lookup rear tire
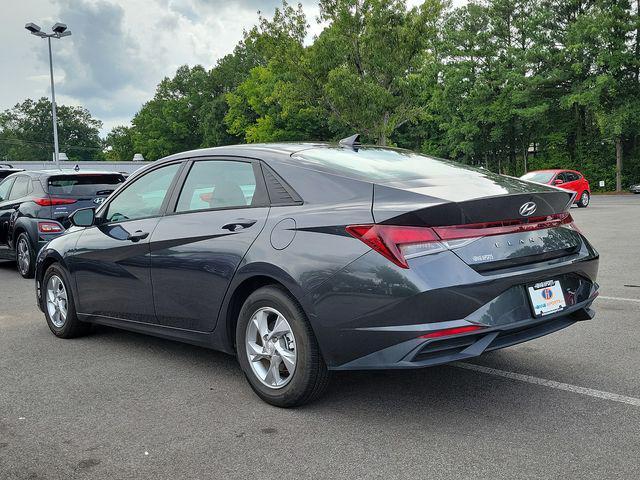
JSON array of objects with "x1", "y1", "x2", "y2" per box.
[
  {"x1": 43, "y1": 264, "x2": 91, "y2": 338},
  {"x1": 16, "y1": 233, "x2": 35, "y2": 279},
  {"x1": 236, "y1": 285, "x2": 330, "y2": 407},
  {"x1": 577, "y1": 191, "x2": 590, "y2": 208}
]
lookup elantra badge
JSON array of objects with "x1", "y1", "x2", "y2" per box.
[
  {"x1": 519, "y1": 201, "x2": 537, "y2": 217},
  {"x1": 93, "y1": 197, "x2": 105, "y2": 205}
]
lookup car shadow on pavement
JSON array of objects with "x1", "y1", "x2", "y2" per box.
[{"x1": 84, "y1": 323, "x2": 564, "y2": 421}]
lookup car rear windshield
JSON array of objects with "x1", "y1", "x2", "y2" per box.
[
  {"x1": 521, "y1": 172, "x2": 555, "y2": 184},
  {"x1": 47, "y1": 174, "x2": 125, "y2": 196},
  {"x1": 292, "y1": 147, "x2": 481, "y2": 182}
]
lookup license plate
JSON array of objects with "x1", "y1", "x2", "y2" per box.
[{"x1": 527, "y1": 280, "x2": 566, "y2": 317}]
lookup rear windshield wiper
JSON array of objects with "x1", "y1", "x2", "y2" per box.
[{"x1": 96, "y1": 190, "x2": 115, "y2": 195}]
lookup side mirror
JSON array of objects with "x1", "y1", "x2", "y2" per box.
[
  {"x1": 553, "y1": 179, "x2": 564, "y2": 185},
  {"x1": 70, "y1": 207, "x2": 96, "y2": 227}
]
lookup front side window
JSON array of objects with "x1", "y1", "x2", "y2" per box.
[
  {"x1": 9, "y1": 176, "x2": 30, "y2": 200},
  {"x1": 105, "y1": 163, "x2": 180, "y2": 223},
  {"x1": 0, "y1": 178, "x2": 15, "y2": 202},
  {"x1": 176, "y1": 160, "x2": 257, "y2": 213}
]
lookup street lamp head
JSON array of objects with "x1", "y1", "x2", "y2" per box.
[
  {"x1": 25, "y1": 22, "x2": 42, "y2": 33},
  {"x1": 58, "y1": 30, "x2": 72, "y2": 37},
  {"x1": 52, "y1": 22, "x2": 67, "y2": 34}
]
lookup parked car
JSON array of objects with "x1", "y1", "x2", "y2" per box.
[
  {"x1": 0, "y1": 164, "x2": 24, "y2": 181},
  {"x1": 35, "y1": 141, "x2": 599, "y2": 407},
  {"x1": 520, "y1": 169, "x2": 591, "y2": 207},
  {"x1": 630, "y1": 184, "x2": 640, "y2": 194},
  {"x1": 0, "y1": 170, "x2": 125, "y2": 278}
]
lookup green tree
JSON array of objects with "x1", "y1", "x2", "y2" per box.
[
  {"x1": 105, "y1": 125, "x2": 136, "y2": 161},
  {"x1": 0, "y1": 97, "x2": 103, "y2": 162}
]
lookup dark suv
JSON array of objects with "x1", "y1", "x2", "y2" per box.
[
  {"x1": 0, "y1": 164, "x2": 24, "y2": 181},
  {"x1": 0, "y1": 170, "x2": 125, "y2": 277}
]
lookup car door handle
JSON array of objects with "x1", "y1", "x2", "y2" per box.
[
  {"x1": 221, "y1": 219, "x2": 257, "y2": 232},
  {"x1": 127, "y1": 230, "x2": 149, "y2": 242}
]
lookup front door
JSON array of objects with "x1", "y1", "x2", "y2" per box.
[
  {"x1": 150, "y1": 159, "x2": 270, "y2": 332},
  {"x1": 72, "y1": 163, "x2": 183, "y2": 323}
]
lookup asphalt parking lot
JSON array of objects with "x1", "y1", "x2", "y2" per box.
[{"x1": 1, "y1": 195, "x2": 639, "y2": 479}]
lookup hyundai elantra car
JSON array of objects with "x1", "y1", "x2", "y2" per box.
[{"x1": 35, "y1": 139, "x2": 599, "y2": 407}]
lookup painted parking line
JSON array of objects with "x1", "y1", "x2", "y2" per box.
[
  {"x1": 598, "y1": 295, "x2": 640, "y2": 304},
  {"x1": 453, "y1": 362, "x2": 640, "y2": 407}
]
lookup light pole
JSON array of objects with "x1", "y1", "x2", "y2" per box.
[{"x1": 25, "y1": 22, "x2": 71, "y2": 170}]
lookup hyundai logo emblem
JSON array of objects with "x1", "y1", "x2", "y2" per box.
[
  {"x1": 519, "y1": 201, "x2": 537, "y2": 217},
  {"x1": 93, "y1": 197, "x2": 105, "y2": 205}
]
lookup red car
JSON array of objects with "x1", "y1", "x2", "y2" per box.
[{"x1": 520, "y1": 169, "x2": 591, "y2": 207}]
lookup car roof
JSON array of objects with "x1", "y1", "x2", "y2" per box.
[
  {"x1": 527, "y1": 169, "x2": 580, "y2": 174},
  {"x1": 21, "y1": 169, "x2": 127, "y2": 177}
]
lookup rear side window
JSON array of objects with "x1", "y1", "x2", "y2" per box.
[
  {"x1": 47, "y1": 174, "x2": 125, "y2": 196},
  {"x1": 9, "y1": 176, "x2": 30, "y2": 200},
  {"x1": 0, "y1": 178, "x2": 15, "y2": 202},
  {"x1": 176, "y1": 161, "x2": 258, "y2": 212}
]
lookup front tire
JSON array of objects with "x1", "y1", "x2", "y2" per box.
[
  {"x1": 43, "y1": 264, "x2": 90, "y2": 338},
  {"x1": 16, "y1": 233, "x2": 35, "y2": 278},
  {"x1": 577, "y1": 191, "x2": 590, "y2": 208},
  {"x1": 236, "y1": 286, "x2": 330, "y2": 407}
]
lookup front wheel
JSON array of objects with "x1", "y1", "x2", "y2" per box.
[
  {"x1": 236, "y1": 286, "x2": 330, "y2": 407},
  {"x1": 16, "y1": 233, "x2": 35, "y2": 278},
  {"x1": 43, "y1": 264, "x2": 91, "y2": 338},
  {"x1": 577, "y1": 191, "x2": 590, "y2": 208}
]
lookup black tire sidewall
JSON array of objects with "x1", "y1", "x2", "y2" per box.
[
  {"x1": 16, "y1": 233, "x2": 35, "y2": 278},
  {"x1": 236, "y1": 286, "x2": 320, "y2": 407},
  {"x1": 42, "y1": 264, "x2": 82, "y2": 338}
]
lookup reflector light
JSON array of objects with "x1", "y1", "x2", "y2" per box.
[
  {"x1": 419, "y1": 325, "x2": 485, "y2": 339},
  {"x1": 38, "y1": 222, "x2": 64, "y2": 233},
  {"x1": 346, "y1": 213, "x2": 575, "y2": 269},
  {"x1": 34, "y1": 198, "x2": 77, "y2": 206}
]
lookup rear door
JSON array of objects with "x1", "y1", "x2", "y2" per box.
[
  {"x1": 150, "y1": 158, "x2": 270, "y2": 332},
  {"x1": 72, "y1": 163, "x2": 183, "y2": 323}
]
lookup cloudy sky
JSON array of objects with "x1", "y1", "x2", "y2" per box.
[{"x1": 1, "y1": 0, "x2": 438, "y2": 135}]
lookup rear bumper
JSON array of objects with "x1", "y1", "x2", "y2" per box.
[
  {"x1": 309, "y1": 231, "x2": 599, "y2": 369},
  {"x1": 331, "y1": 290, "x2": 597, "y2": 370}
]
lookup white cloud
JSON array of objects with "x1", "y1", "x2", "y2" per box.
[{"x1": 0, "y1": 0, "x2": 464, "y2": 135}]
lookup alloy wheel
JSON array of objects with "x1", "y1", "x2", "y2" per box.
[
  {"x1": 46, "y1": 275, "x2": 68, "y2": 328},
  {"x1": 17, "y1": 238, "x2": 30, "y2": 275},
  {"x1": 245, "y1": 307, "x2": 297, "y2": 389},
  {"x1": 581, "y1": 192, "x2": 589, "y2": 206}
]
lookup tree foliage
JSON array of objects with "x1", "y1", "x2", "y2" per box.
[
  {"x1": 101, "y1": 0, "x2": 640, "y2": 190},
  {"x1": 0, "y1": 98, "x2": 103, "y2": 162}
]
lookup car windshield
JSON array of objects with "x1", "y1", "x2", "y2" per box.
[
  {"x1": 47, "y1": 174, "x2": 125, "y2": 196},
  {"x1": 521, "y1": 172, "x2": 555, "y2": 184}
]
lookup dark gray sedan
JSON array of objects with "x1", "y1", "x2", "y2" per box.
[{"x1": 34, "y1": 140, "x2": 599, "y2": 406}]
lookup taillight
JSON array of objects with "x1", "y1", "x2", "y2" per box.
[
  {"x1": 345, "y1": 224, "x2": 444, "y2": 269},
  {"x1": 34, "y1": 198, "x2": 77, "y2": 206},
  {"x1": 38, "y1": 221, "x2": 64, "y2": 233},
  {"x1": 433, "y1": 213, "x2": 573, "y2": 240},
  {"x1": 419, "y1": 325, "x2": 485, "y2": 339},
  {"x1": 346, "y1": 212, "x2": 575, "y2": 269}
]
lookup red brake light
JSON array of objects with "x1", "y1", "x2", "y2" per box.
[
  {"x1": 34, "y1": 198, "x2": 77, "y2": 206},
  {"x1": 346, "y1": 213, "x2": 575, "y2": 269},
  {"x1": 433, "y1": 213, "x2": 573, "y2": 241},
  {"x1": 420, "y1": 325, "x2": 485, "y2": 339},
  {"x1": 38, "y1": 221, "x2": 64, "y2": 233},
  {"x1": 345, "y1": 224, "x2": 441, "y2": 269}
]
